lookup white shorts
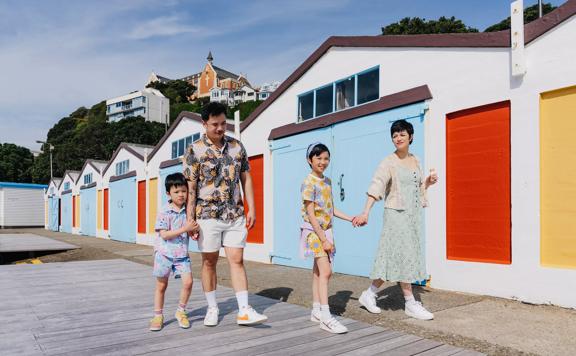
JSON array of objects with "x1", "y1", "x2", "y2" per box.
[{"x1": 197, "y1": 217, "x2": 247, "y2": 253}]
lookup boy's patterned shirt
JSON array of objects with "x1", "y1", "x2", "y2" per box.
[
  {"x1": 154, "y1": 203, "x2": 189, "y2": 258},
  {"x1": 182, "y1": 134, "x2": 250, "y2": 222}
]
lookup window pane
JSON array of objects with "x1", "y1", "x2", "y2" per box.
[
  {"x1": 115, "y1": 163, "x2": 120, "y2": 176},
  {"x1": 357, "y1": 68, "x2": 379, "y2": 105},
  {"x1": 193, "y1": 133, "x2": 200, "y2": 142},
  {"x1": 315, "y1": 85, "x2": 333, "y2": 117},
  {"x1": 298, "y1": 92, "x2": 314, "y2": 121},
  {"x1": 185, "y1": 136, "x2": 193, "y2": 150},
  {"x1": 172, "y1": 142, "x2": 177, "y2": 159},
  {"x1": 124, "y1": 160, "x2": 129, "y2": 173},
  {"x1": 336, "y1": 77, "x2": 355, "y2": 110},
  {"x1": 178, "y1": 139, "x2": 185, "y2": 157}
]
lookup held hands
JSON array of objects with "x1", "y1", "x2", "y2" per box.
[
  {"x1": 186, "y1": 217, "x2": 200, "y2": 240},
  {"x1": 352, "y1": 213, "x2": 369, "y2": 227}
]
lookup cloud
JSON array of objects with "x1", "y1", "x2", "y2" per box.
[{"x1": 127, "y1": 15, "x2": 203, "y2": 39}]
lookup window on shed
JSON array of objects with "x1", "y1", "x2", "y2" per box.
[
  {"x1": 357, "y1": 68, "x2": 379, "y2": 105},
  {"x1": 298, "y1": 92, "x2": 314, "y2": 121}
]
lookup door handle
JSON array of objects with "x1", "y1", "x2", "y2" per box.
[{"x1": 338, "y1": 174, "x2": 345, "y2": 201}]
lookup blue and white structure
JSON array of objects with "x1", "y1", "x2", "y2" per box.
[
  {"x1": 76, "y1": 160, "x2": 107, "y2": 238},
  {"x1": 106, "y1": 88, "x2": 169, "y2": 124},
  {"x1": 101, "y1": 142, "x2": 153, "y2": 244},
  {"x1": 45, "y1": 178, "x2": 62, "y2": 231}
]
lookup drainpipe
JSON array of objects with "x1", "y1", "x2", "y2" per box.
[
  {"x1": 234, "y1": 110, "x2": 241, "y2": 140},
  {"x1": 511, "y1": 0, "x2": 527, "y2": 77},
  {"x1": 539, "y1": 0, "x2": 543, "y2": 18}
]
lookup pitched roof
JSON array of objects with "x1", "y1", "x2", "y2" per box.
[
  {"x1": 212, "y1": 65, "x2": 241, "y2": 80},
  {"x1": 101, "y1": 143, "x2": 154, "y2": 177},
  {"x1": 240, "y1": 0, "x2": 576, "y2": 133},
  {"x1": 63, "y1": 170, "x2": 80, "y2": 184},
  {"x1": 74, "y1": 159, "x2": 109, "y2": 184},
  {"x1": 50, "y1": 178, "x2": 63, "y2": 189},
  {"x1": 147, "y1": 111, "x2": 235, "y2": 161}
]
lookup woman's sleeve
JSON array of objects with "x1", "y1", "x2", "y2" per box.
[
  {"x1": 301, "y1": 179, "x2": 316, "y2": 202},
  {"x1": 367, "y1": 159, "x2": 391, "y2": 201}
]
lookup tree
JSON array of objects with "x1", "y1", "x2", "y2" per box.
[
  {"x1": 485, "y1": 2, "x2": 557, "y2": 32},
  {"x1": 0, "y1": 143, "x2": 34, "y2": 183},
  {"x1": 146, "y1": 80, "x2": 196, "y2": 104},
  {"x1": 227, "y1": 100, "x2": 264, "y2": 121},
  {"x1": 382, "y1": 16, "x2": 478, "y2": 35}
]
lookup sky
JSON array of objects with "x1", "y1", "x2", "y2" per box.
[{"x1": 0, "y1": 0, "x2": 566, "y2": 152}]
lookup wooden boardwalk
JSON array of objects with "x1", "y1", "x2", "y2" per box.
[
  {"x1": 0, "y1": 233, "x2": 78, "y2": 253},
  {"x1": 0, "y1": 259, "x2": 483, "y2": 355}
]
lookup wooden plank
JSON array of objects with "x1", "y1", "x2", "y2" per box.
[
  {"x1": 0, "y1": 233, "x2": 78, "y2": 252},
  {"x1": 0, "y1": 260, "x2": 481, "y2": 356}
]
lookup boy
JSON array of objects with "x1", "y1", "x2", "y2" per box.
[{"x1": 150, "y1": 172, "x2": 199, "y2": 331}]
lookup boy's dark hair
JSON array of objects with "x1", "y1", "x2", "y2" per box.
[
  {"x1": 307, "y1": 143, "x2": 330, "y2": 167},
  {"x1": 390, "y1": 119, "x2": 414, "y2": 144},
  {"x1": 201, "y1": 102, "x2": 227, "y2": 121},
  {"x1": 165, "y1": 172, "x2": 187, "y2": 192}
]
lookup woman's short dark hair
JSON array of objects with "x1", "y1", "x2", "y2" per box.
[
  {"x1": 307, "y1": 143, "x2": 330, "y2": 166},
  {"x1": 201, "y1": 102, "x2": 227, "y2": 121},
  {"x1": 390, "y1": 119, "x2": 414, "y2": 144},
  {"x1": 165, "y1": 172, "x2": 187, "y2": 192}
]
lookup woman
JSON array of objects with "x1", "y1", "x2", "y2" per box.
[{"x1": 353, "y1": 119, "x2": 438, "y2": 320}]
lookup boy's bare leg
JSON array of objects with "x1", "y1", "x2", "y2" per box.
[
  {"x1": 179, "y1": 273, "x2": 193, "y2": 306},
  {"x1": 154, "y1": 277, "x2": 169, "y2": 312}
]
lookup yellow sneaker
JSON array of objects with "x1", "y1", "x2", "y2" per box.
[
  {"x1": 175, "y1": 310, "x2": 190, "y2": 329},
  {"x1": 149, "y1": 315, "x2": 164, "y2": 331}
]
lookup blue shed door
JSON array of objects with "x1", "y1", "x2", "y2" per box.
[
  {"x1": 271, "y1": 127, "x2": 333, "y2": 269},
  {"x1": 330, "y1": 104, "x2": 426, "y2": 277},
  {"x1": 159, "y1": 164, "x2": 200, "y2": 253},
  {"x1": 109, "y1": 177, "x2": 136, "y2": 243},
  {"x1": 80, "y1": 187, "x2": 97, "y2": 237},
  {"x1": 49, "y1": 196, "x2": 59, "y2": 231},
  {"x1": 61, "y1": 193, "x2": 72, "y2": 233}
]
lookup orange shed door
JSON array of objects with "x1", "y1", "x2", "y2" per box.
[
  {"x1": 246, "y1": 155, "x2": 264, "y2": 244},
  {"x1": 138, "y1": 180, "x2": 146, "y2": 234},
  {"x1": 103, "y1": 188, "x2": 109, "y2": 230},
  {"x1": 446, "y1": 101, "x2": 511, "y2": 264}
]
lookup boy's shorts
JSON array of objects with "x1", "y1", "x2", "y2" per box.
[
  {"x1": 197, "y1": 217, "x2": 247, "y2": 253},
  {"x1": 152, "y1": 252, "x2": 191, "y2": 278}
]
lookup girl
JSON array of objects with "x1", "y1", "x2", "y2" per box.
[
  {"x1": 353, "y1": 119, "x2": 438, "y2": 320},
  {"x1": 300, "y1": 142, "x2": 354, "y2": 334}
]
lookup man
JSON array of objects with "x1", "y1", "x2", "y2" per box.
[{"x1": 182, "y1": 102, "x2": 267, "y2": 326}]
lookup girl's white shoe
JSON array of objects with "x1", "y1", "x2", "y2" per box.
[{"x1": 320, "y1": 316, "x2": 348, "y2": 334}]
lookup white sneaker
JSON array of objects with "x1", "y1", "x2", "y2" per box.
[
  {"x1": 237, "y1": 306, "x2": 268, "y2": 325},
  {"x1": 310, "y1": 309, "x2": 321, "y2": 323},
  {"x1": 204, "y1": 306, "x2": 219, "y2": 326},
  {"x1": 405, "y1": 301, "x2": 434, "y2": 320},
  {"x1": 359, "y1": 290, "x2": 382, "y2": 314},
  {"x1": 320, "y1": 316, "x2": 348, "y2": 334}
]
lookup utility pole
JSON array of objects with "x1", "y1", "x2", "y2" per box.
[{"x1": 539, "y1": 0, "x2": 543, "y2": 18}]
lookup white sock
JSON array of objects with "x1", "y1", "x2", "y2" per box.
[
  {"x1": 236, "y1": 290, "x2": 249, "y2": 310},
  {"x1": 404, "y1": 295, "x2": 415, "y2": 304},
  {"x1": 205, "y1": 290, "x2": 217, "y2": 308},
  {"x1": 312, "y1": 302, "x2": 321, "y2": 313},
  {"x1": 320, "y1": 304, "x2": 331, "y2": 321},
  {"x1": 369, "y1": 284, "x2": 379, "y2": 295}
]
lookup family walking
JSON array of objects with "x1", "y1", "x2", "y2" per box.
[{"x1": 149, "y1": 102, "x2": 438, "y2": 335}]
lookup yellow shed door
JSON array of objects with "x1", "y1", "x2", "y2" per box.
[{"x1": 541, "y1": 85, "x2": 576, "y2": 268}]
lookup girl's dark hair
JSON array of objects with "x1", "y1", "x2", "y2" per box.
[
  {"x1": 307, "y1": 143, "x2": 330, "y2": 166},
  {"x1": 165, "y1": 172, "x2": 187, "y2": 192},
  {"x1": 201, "y1": 102, "x2": 227, "y2": 121},
  {"x1": 390, "y1": 119, "x2": 414, "y2": 144}
]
